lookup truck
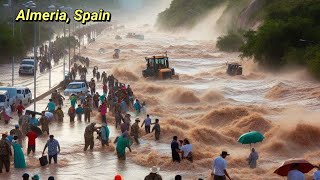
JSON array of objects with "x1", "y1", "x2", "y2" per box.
[
  {"x1": 0, "y1": 87, "x2": 17, "y2": 106},
  {"x1": 226, "y1": 63, "x2": 243, "y2": 76},
  {"x1": 0, "y1": 90, "x2": 10, "y2": 109},
  {"x1": 19, "y1": 57, "x2": 37, "y2": 75}
]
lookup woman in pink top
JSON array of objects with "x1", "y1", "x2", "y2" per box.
[{"x1": 100, "y1": 102, "x2": 107, "y2": 123}]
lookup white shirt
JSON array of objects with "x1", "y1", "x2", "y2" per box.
[
  {"x1": 287, "y1": 170, "x2": 305, "y2": 180},
  {"x1": 212, "y1": 156, "x2": 227, "y2": 176},
  {"x1": 314, "y1": 170, "x2": 320, "y2": 180},
  {"x1": 180, "y1": 144, "x2": 192, "y2": 157}
]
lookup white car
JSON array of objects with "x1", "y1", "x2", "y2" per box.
[
  {"x1": 64, "y1": 81, "x2": 89, "y2": 96},
  {"x1": 19, "y1": 58, "x2": 36, "y2": 75},
  {"x1": 16, "y1": 87, "x2": 32, "y2": 105}
]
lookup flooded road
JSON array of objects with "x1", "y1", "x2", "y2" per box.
[{"x1": 1, "y1": 13, "x2": 320, "y2": 180}]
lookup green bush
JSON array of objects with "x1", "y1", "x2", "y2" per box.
[
  {"x1": 240, "y1": 0, "x2": 320, "y2": 74},
  {"x1": 216, "y1": 32, "x2": 244, "y2": 52}
]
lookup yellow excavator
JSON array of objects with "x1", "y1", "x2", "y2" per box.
[{"x1": 142, "y1": 55, "x2": 179, "y2": 80}]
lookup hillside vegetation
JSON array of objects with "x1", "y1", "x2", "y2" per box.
[
  {"x1": 157, "y1": 0, "x2": 226, "y2": 30},
  {"x1": 240, "y1": 0, "x2": 320, "y2": 78}
]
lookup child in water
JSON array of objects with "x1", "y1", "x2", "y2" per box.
[
  {"x1": 55, "y1": 107, "x2": 64, "y2": 121},
  {"x1": 76, "y1": 104, "x2": 83, "y2": 121}
]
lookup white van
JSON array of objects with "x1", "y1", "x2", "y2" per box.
[
  {"x1": 0, "y1": 90, "x2": 9, "y2": 109},
  {"x1": 0, "y1": 87, "x2": 17, "y2": 106},
  {"x1": 16, "y1": 87, "x2": 32, "y2": 104}
]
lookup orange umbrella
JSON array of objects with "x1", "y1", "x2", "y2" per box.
[{"x1": 274, "y1": 159, "x2": 315, "y2": 176}]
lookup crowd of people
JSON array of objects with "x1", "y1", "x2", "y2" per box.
[{"x1": 2, "y1": 62, "x2": 320, "y2": 179}]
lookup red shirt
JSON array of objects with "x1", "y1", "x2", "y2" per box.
[
  {"x1": 17, "y1": 105, "x2": 25, "y2": 113},
  {"x1": 26, "y1": 131, "x2": 37, "y2": 145}
]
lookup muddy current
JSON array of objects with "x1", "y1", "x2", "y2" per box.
[{"x1": 1, "y1": 17, "x2": 320, "y2": 180}]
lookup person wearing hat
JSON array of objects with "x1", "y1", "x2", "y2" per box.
[
  {"x1": 211, "y1": 151, "x2": 232, "y2": 180},
  {"x1": 130, "y1": 118, "x2": 141, "y2": 144},
  {"x1": 100, "y1": 123, "x2": 110, "y2": 146},
  {"x1": 0, "y1": 133, "x2": 12, "y2": 173},
  {"x1": 84, "y1": 123, "x2": 98, "y2": 151},
  {"x1": 42, "y1": 135, "x2": 60, "y2": 164},
  {"x1": 10, "y1": 124, "x2": 23, "y2": 146},
  {"x1": 144, "y1": 166, "x2": 163, "y2": 180},
  {"x1": 22, "y1": 173, "x2": 30, "y2": 180}
]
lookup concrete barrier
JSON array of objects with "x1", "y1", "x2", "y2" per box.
[{"x1": 31, "y1": 81, "x2": 63, "y2": 103}]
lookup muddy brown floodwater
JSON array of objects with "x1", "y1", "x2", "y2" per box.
[{"x1": 1, "y1": 17, "x2": 320, "y2": 180}]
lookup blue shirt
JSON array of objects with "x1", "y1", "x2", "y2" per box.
[
  {"x1": 76, "y1": 107, "x2": 83, "y2": 114},
  {"x1": 144, "y1": 117, "x2": 152, "y2": 126},
  {"x1": 48, "y1": 102, "x2": 56, "y2": 111},
  {"x1": 47, "y1": 139, "x2": 60, "y2": 156},
  {"x1": 29, "y1": 118, "x2": 39, "y2": 126}
]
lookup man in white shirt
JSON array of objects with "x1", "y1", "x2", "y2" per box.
[
  {"x1": 212, "y1": 151, "x2": 232, "y2": 180},
  {"x1": 313, "y1": 165, "x2": 320, "y2": 180},
  {"x1": 287, "y1": 163, "x2": 305, "y2": 180}
]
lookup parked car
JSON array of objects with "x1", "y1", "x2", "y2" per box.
[
  {"x1": 0, "y1": 87, "x2": 17, "y2": 106},
  {"x1": 16, "y1": 87, "x2": 32, "y2": 105},
  {"x1": 0, "y1": 90, "x2": 10, "y2": 109},
  {"x1": 64, "y1": 81, "x2": 89, "y2": 96},
  {"x1": 19, "y1": 57, "x2": 36, "y2": 75}
]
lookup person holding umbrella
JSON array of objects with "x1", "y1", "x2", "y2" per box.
[
  {"x1": 274, "y1": 159, "x2": 314, "y2": 179},
  {"x1": 288, "y1": 163, "x2": 305, "y2": 180},
  {"x1": 247, "y1": 148, "x2": 259, "y2": 169}
]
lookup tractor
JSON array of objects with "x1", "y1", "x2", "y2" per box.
[
  {"x1": 226, "y1": 63, "x2": 243, "y2": 76},
  {"x1": 142, "y1": 55, "x2": 179, "y2": 80}
]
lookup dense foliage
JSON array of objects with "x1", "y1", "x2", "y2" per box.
[
  {"x1": 216, "y1": 32, "x2": 244, "y2": 52},
  {"x1": 0, "y1": 21, "x2": 53, "y2": 63},
  {"x1": 240, "y1": 0, "x2": 320, "y2": 77},
  {"x1": 157, "y1": 0, "x2": 225, "y2": 30}
]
